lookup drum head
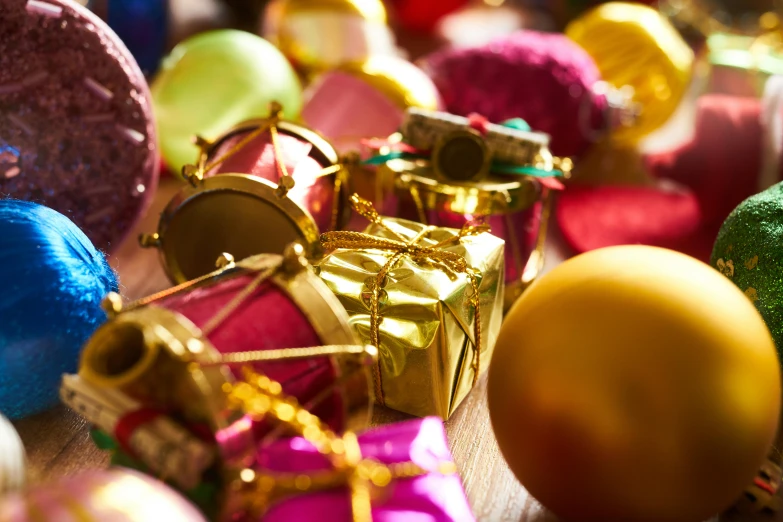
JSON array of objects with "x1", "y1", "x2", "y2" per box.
[{"x1": 159, "y1": 175, "x2": 320, "y2": 283}]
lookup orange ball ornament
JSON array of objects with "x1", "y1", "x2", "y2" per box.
[{"x1": 488, "y1": 245, "x2": 781, "y2": 522}]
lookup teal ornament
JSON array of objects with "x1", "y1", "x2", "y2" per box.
[
  {"x1": 0, "y1": 200, "x2": 118, "y2": 419},
  {"x1": 712, "y1": 181, "x2": 783, "y2": 356},
  {"x1": 501, "y1": 118, "x2": 532, "y2": 132}
]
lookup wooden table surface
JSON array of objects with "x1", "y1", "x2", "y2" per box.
[{"x1": 10, "y1": 177, "x2": 782, "y2": 522}]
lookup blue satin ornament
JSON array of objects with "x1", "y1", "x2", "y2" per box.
[
  {"x1": 0, "y1": 200, "x2": 118, "y2": 419},
  {"x1": 107, "y1": 0, "x2": 169, "y2": 76}
]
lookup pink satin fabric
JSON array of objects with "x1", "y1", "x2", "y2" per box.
[
  {"x1": 159, "y1": 273, "x2": 343, "y2": 462},
  {"x1": 207, "y1": 129, "x2": 337, "y2": 232},
  {"x1": 254, "y1": 417, "x2": 475, "y2": 522},
  {"x1": 302, "y1": 72, "x2": 406, "y2": 153}
]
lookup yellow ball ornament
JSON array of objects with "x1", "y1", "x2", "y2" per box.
[
  {"x1": 488, "y1": 245, "x2": 781, "y2": 522},
  {"x1": 566, "y1": 3, "x2": 694, "y2": 144}
]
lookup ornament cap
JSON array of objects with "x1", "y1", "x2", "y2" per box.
[
  {"x1": 101, "y1": 292, "x2": 123, "y2": 318},
  {"x1": 138, "y1": 232, "x2": 160, "y2": 248},
  {"x1": 215, "y1": 252, "x2": 236, "y2": 270},
  {"x1": 282, "y1": 242, "x2": 309, "y2": 274}
]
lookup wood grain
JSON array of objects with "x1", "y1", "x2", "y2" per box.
[{"x1": 11, "y1": 178, "x2": 782, "y2": 521}]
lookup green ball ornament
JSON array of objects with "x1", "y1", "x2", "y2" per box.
[
  {"x1": 712, "y1": 181, "x2": 783, "y2": 357},
  {"x1": 152, "y1": 30, "x2": 303, "y2": 175}
]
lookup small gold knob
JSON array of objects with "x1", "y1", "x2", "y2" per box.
[
  {"x1": 101, "y1": 292, "x2": 123, "y2": 318},
  {"x1": 138, "y1": 232, "x2": 160, "y2": 248},
  {"x1": 269, "y1": 100, "x2": 283, "y2": 118},
  {"x1": 181, "y1": 164, "x2": 204, "y2": 186},
  {"x1": 275, "y1": 175, "x2": 296, "y2": 198},
  {"x1": 191, "y1": 135, "x2": 211, "y2": 148},
  {"x1": 216, "y1": 252, "x2": 236, "y2": 269},
  {"x1": 282, "y1": 243, "x2": 309, "y2": 274}
]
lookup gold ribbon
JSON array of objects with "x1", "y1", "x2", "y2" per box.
[
  {"x1": 321, "y1": 195, "x2": 488, "y2": 405},
  {"x1": 227, "y1": 368, "x2": 456, "y2": 522}
]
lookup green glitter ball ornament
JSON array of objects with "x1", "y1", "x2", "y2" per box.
[{"x1": 712, "y1": 181, "x2": 783, "y2": 357}]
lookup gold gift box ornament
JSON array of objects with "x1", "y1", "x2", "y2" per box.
[{"x1": 317, "y1": 195, "x2": 505, "y2": 419}]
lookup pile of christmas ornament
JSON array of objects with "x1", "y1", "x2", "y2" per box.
[{"x1": 2, "y1": 0, "x2": 783, "y2": 521}]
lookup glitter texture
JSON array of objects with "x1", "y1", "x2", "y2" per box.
[
  {"x1": 420, "y1": 30, "x2": 607, "y2": 159},
  {"x1": 712, "y1": 181, "x2": 783, "y2": 356},
  {"x1": 0, "y1": 0, "x2": 159, "y2": 253}
]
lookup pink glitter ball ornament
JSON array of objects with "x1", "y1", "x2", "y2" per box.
[
  {"x1": 0, "y1": 468, "x2": 207, "y2": 521},
  {"x1": 421, "y1": 30, "x2": 607, "y2": 159},
  {"x1": 0, "y1": 0, "x2": 159, "y2": 253}
]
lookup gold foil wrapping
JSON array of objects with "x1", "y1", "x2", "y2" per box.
[{"x1": 317, "y1": 217, "x2": 505, "y2": 419}]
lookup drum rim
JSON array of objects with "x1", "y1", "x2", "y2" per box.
[
  {"x1": 156, "y1": 174, "x2": 322, "y2": 284},
  {"x1": 383, "y1": 159, "x2": 542, "y2": 215},
  {"x1": 204, "y1": 118, "x2": 340, "y2": 171},
  {"x1": 201, "y1": 118, "x2": 352, "y2": 232},
  {"x1": 78, "y1": 252, "x2": 373, "y2": 474}
]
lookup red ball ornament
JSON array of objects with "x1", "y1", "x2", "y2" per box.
[{"x1": 389, "y1": 0, "x2": 469, "y2": 33}]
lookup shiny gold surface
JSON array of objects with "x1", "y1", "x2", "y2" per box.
[
  {"x1": 382, "y1": 159, "x2": 541, "y2": 215},
  {"x1": 334, "y1": 56, "x2": 442, "y2": 111},
  {"x1": 274, "y1": 0, "x2": 387, "y2": 22},
  {"x1": 317, "y1": 215, "x2": 505, "y2": 419},
  {"x1": 266, "y1": 0, "x2": 393, "y2": 78},
  {"x1": 150, "y1": 174, "x2": 321, "y2": 284},
  {"x1": 78, "y1": 305, "x2": 233, "y2": 427}
]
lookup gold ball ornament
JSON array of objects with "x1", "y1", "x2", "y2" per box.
[
  {"x1": 566, "y1": 2, "x2": 694, "y2": 144},
  {"x1": 263, "y1": 0, "x2": 397, "y2": 77},
  {"x1": 301, "y1": 55, "x2": 441, "y2": 152},
  {"x1": 488, "y1": 245, "x2": 781, "y2": 522},
  {"x1": 329, "y1": 56, "x2": 441, "y2": 113}
]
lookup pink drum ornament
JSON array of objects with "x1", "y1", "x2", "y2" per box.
[
  {"x1": 201, "y1": 118, "x2": 348, "y2": 234},
  {"x1": 141, "y1": 108, "x2": 349, "y2": 284},
  {"x1": 0, "y1": 0, "x2": 159, "y2": 253},
  {"x1": 75, "y1": 249, "x2": 375, "y2": 485}
]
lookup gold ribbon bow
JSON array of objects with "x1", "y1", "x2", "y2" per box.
[
  {"x1": 227, "y1": 368, "x2": 456, "y2": 522},
  {"x1": 321, "y1": 195, "x2": 489, "y2": 405}
]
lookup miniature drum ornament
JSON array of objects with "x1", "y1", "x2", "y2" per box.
[
  {"x1": 77, "y1": 249, "x2": 375, "y2": 472},
  {"x1": 401, "y1": 108, "x2": 552, "y2": 183},
  {"x1": 141, "y1": 174, "x2": 321, "y2": 284},
  {"x1": 142, "y1": 110, "x2": 349, "y2": 284},
  {"x1": 199, "y1": 118, "x2": 350, "y2": 233},
  {"x1": 381, "y1": 159, "x2": 547, "y2": 309}
]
